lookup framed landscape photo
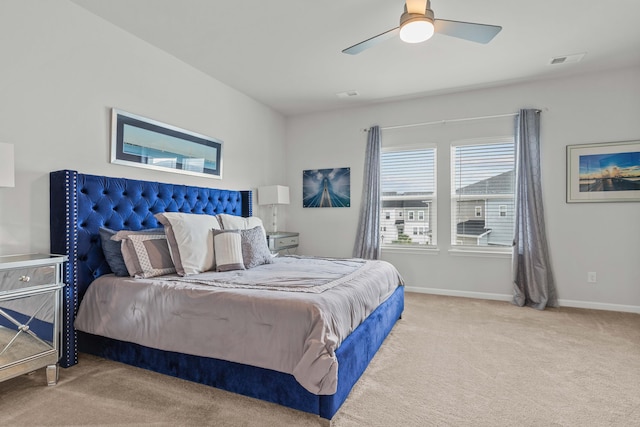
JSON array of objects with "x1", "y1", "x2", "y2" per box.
[
  {"x1": 111, "y1": 109, "x2": 223, "y2": 179},
  {"x1": 566, "y1": 140, "x2": 640, "y2": 203}
]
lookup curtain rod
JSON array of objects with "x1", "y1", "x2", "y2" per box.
[{"x1": 363, "y1": 111, "x2": 524, "y2": 132}]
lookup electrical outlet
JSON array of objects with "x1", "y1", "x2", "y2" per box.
[{"x1": 587, "y1": 272, "x2": 597, "y2": 283}]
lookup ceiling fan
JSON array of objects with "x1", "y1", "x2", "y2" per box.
[{"x1": 342, "y1": 0, "x2": 502, "y2": 55}]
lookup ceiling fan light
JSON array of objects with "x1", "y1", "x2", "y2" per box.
[{"x1": 399, "y1": 14, "x2": 435, "y2": 44}]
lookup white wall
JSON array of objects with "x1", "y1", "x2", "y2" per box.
[
  {"x1": 286, "y1": 65, "x2": 640, "y2": 312},
  {"x1": 1, "y1": 1, "x2": 637, "y2": 312},
  {"x1": 0, "y1": 1, "x2": 286, "y2": 255}
]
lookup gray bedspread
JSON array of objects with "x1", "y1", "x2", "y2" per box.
[{"x1": 74, "y1": 256, "x2": 403, "y2": 395}]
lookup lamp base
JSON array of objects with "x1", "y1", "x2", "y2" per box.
[{"x1": 271, "y1": 204, "x2": 278, "y2": 233}]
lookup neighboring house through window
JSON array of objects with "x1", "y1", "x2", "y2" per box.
[
  {"x1": 451, "y1": 139, "x2": 515, "y2": 247},
  {"x1": 379, "y1": 134, "x2": 514, "y2": 252},
  {"x1": 380, "y1": 148, "x2": 437, "y2": 247}
]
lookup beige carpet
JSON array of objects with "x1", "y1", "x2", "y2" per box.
[{"x1": 1, "y1": 293, "x2": 639, "y2": 426}]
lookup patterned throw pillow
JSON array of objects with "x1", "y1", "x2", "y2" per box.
[
  {"x1": 240, "y1": 226, "x2": 273, "y2": 269},
  {"x1": 99, "y1": 227, "x2": 163, "y2": 276},
  {"x1": 118, "y1": 233, "x2": 176, "y2": 278}
]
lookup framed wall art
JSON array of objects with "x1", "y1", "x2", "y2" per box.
[
  {"x1": 302, "y1": 167, "x2": 351, "y2": 208},
  {"x1": 566, "y1": 140, "x2": 640, "y2": 203},
  {"x1": 111, "y1": 109, "x2": 223, "y2": 179}
]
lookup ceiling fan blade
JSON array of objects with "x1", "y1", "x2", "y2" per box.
[
  {"x1": 434, "y1": 19, "x2": 502, "y2": 44},
  {"x1": 342, "y1": 27, "x2": 400, "y2": 55}
]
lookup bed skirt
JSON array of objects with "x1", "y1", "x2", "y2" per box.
[{"x1": 77, "y1": 285, "x2": 404, "y2": 419}]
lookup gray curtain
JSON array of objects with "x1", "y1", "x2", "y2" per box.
[
  {"x1": 512, "y1": 109, "x2": 557, "y2": 309},
  {"x1": 353, "y1": 125, "x2": 381, "y2": 259}
]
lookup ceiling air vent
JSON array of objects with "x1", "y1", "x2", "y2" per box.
[
  {"x1": 550, "y1": 52, "x2": 586, "y2": 65},
  {"x1": 337, "y1": 90, "x2": 360, "y2": 99}
]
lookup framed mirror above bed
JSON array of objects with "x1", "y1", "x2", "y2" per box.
[{"x1": 111, "y1": 108, "x2": 223, "y2": 179}]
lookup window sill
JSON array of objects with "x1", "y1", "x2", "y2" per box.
[
  {"x1": 448, "y1": 247, "x2": 512, "y2": 259},
  {"x1": 381, "y1": 246, "x2": 440, "y2": 255}
]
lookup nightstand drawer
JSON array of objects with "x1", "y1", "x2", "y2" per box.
[
  {"x1": 0, "y1": 266, "x2": 56, "y2": 293},
  {"x1": 267, "y1": 232, "x2": 299, "y2": 252},
  {"x1": 274, "y1": 236, "x2": 299, "y2": 249}
]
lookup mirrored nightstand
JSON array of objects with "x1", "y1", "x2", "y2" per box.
[
  {"x1": 266, "y1": 231, "x2": 299, "y2": 254},
  {"x1": 0, "y1": 254, "x2": 67, "y2": 386}
]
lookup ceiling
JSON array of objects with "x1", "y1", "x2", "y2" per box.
[{"x1": 71, "y1": 0, "x2": 640, "y2": 117}]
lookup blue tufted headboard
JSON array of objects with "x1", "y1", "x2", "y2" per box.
[{"x1": 49, "y1": 170, "x2": 252, "y2": 368}]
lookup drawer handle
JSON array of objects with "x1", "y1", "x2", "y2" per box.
[{"x1": 19, "y1": 276, "x2": 31, "y2": 282}]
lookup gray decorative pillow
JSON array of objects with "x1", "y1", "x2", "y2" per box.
[
  {"x1": 213, "y1": 229, "x2": 245, "y2": 272},
  {"x1": 118, "y1": 233, "x2": 176, "y2": 278},
  {"x1": 240, "y1": 226, "x2": 273, "y2": 269},
  {"x1": 99, "y1": 227, "x2": 163, "y2": 277}
]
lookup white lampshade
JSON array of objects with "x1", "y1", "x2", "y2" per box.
[
  {"x1": 0, "y1": 143, "x2": 15, "y2": 188},
  {"x1": 258, "y1": 185, "x2": 290, "y2": 205}
]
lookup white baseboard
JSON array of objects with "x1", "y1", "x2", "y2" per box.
[
  {"x1": 555, "y1": 299, "x2": 640, "y2": 314},
  {"x1": 405, "y1": 286, "x2": 512, "y2": 302},
  {"x1": 404, "y1": 286, "x2": 640, "y2": 314}
]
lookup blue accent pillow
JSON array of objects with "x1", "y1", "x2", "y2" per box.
[{"x1": 99, "y1": 227, "x2": 163, "y2": 276}]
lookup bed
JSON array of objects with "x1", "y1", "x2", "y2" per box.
[{"x1": 49, "y1": 169, "x2": 404, "y2": 421}]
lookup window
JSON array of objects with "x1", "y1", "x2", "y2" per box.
[
  {"x1": 381, "y1": 147, "x2": 437, "y2": 247},
  {"x1": 385, "y1": 211, "x2": 390, "y2": 220},
  {"x1": 451, "y1": 140, "x2": 515, "y2": 247}
]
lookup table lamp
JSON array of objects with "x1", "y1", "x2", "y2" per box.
[{"x1": 258, "y1": 185, "x2": 290, "y2": 233}]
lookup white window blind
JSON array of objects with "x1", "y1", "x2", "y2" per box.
[
  {"x1": 380, "y1": 148, "x2": 437, "y2": 247},
  {"x1": 451, "y1": 140, "x2": 515, "y2": 247}
]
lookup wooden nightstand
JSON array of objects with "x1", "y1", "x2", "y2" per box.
[
  {"x1": 0, "y1": 254, "x2": 67, "y2": 386},
  {"x1": 266, "y1": 231, "x2": 299, "y2": 253}
]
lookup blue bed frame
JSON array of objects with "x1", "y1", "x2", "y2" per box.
[{"x1": 49, "y1": 170, "x2": 404, "y2": 420}]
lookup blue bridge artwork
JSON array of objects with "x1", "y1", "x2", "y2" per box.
[{"x1": 303, "y1": 167, "x2": 350, "y2": 208}]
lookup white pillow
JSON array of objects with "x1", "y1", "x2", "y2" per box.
[
  {"x1": 213, "y1": 230, "x2": 245, "y2": 272},
  {"x1": 217, "y1": 213, "x2": 266, "y2": 238},
  {"x1": 155, "y1": 212, "x2": 222, "y2": 276}
]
